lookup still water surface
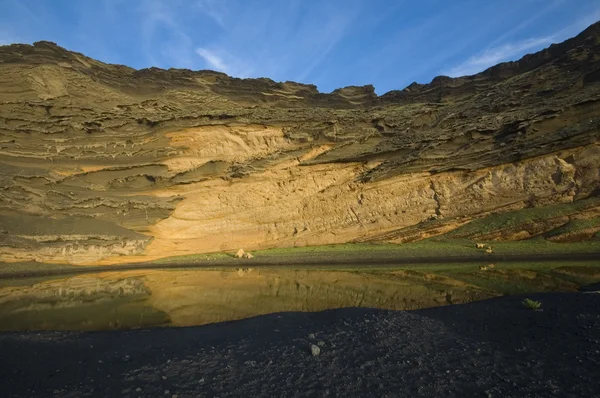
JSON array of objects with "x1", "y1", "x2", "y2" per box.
[{"x1": 0, "y1": 265, "x2": 596, "y2": 331}]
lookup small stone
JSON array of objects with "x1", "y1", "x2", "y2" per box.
[
  {"x1": 243, "y1": 252, "x2": 254, "y2": 259},
  {"x1": 136, "y1": 388, "x2": 142, "y2": 392},
  {"x1": 244, "y1": 360, "x2": 257, "y2": 367},
  {"x1": 162, "y1": 376, "x2": 167, "y2": 380},
  {"x1": 172, "y1": 395, "x2": 178, "y2": 398},
  {"x1": 308, "y1": 333, "x2": 316, "y2": 339},
  {"x1": 235, "y1": 248, "x2": 245, "y2": 258},
  {"x1": 164, "y1": 390, "x2": 169, "y2": 395},
  {"x1": 310, "y1": 344, "x2": 321, "y2": 357},
  {"x1": 199, "y1": 378, "x2": 205, "y2": 383},
  {"x1": 317, "y1": 341, "x2": 325, "y2": 347}
]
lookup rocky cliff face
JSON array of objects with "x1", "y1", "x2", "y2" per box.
[{"x1": 1, "y1": 22, "x2": 599, "y2": 264}]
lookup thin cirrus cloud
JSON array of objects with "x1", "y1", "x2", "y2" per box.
[
  {"x1": 194, "y1": 47, "x2": 249, "y2": 77},
  {"x1": 444, "y1": 36, "x2": 554, "y2": 77},
  {"x1": 443, "y1": 6, "x2": 600, "y2": 79},
  {"x1": 195, "y1": 48, "x2": 229, "y2": 72},
  {"x1": 0, "y1": 0, "x2": 598, "y2": 93},
  {"x1": 195, "y1": 0, "x2": 228, "y2": 29},
  {"x1": 191, "y1": 0, "x2": 361, "y2": 85},
  {"x1": 138, "y1": 1, "x2": 197, "y2": 70}
]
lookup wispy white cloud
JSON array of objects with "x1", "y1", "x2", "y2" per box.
[
  {"x1": 138, "y1": 0, "x2": 198, "y2": 69},
  {"x1": 190, "y1": 1, "x2": 360, "y2": 83},
  {"x1": 444, "y1": 7, "x2": 600, "y2": 78},
  {"x1": 343, "y1": 1, "x2": 536, "y2": 92},
  {"x1": 195, "y1": 47, "x2": 250, "y2": 77},
  {"x1": 195, "y1": 48, "x2": 227, "y2": 71},
  {"x1": 553, "y1": 6, "x2": 600, "y2": 38},
  {"x1": 295, "y1": 12, "x2": 354, "y2": 82},
  {"x1": 196, "y1": 0, "x2": 227, "y2": 28},
  {"x1": 1, "y1": 0, "x2": 596, "y2": 93},
  {"x1": 487, "y1": 0, "x2": 565, "y2": 48},
  {"x1": 445, "y1": 36, "x2": 554, "y2": 77}
]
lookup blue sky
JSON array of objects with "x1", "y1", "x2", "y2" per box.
[{"x1": 0, "y1": 0, "x2": 598, "y2": 94}]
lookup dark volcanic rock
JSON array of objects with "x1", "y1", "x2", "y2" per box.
[{"x1": 0, "y1": 292, "x2": 598, "y2": 397}]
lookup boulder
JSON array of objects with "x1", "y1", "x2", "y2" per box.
[{"x1": 310, "y1": 344, "x2": 321, "y2": 357}]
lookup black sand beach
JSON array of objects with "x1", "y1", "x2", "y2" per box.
[{"x1": 0, "y1": 291, "x2": 599, "y2": 397}]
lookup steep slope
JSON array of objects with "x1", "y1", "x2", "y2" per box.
[{"x1": 0, "y1": 22, "x2": 599, "y2": 264}]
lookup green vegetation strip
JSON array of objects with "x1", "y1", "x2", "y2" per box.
[
  {"x1": 445, "y1": 196, "x2": 600, "y2": 238},
  {"x1": 146, "y1": 239, "x2": 600, "y2": 265},
  {"x1": 1, "y1": 239, "x2": 600, "y2": 277}
]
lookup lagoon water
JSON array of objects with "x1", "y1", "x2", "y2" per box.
[{"x1": 0, "y1": 264, "x2": 595, "y2": 331}]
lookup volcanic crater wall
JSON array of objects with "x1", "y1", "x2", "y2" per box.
[{"x1": 1, "y1": 23, "x2": 600, "y2": 264}]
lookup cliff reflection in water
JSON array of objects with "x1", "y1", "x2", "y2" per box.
[
  {"x1": 1, "y1": 263, "x2": 595, "y2": 332},
  {"x1": 0, "y1": 267, "x2": 497, "y2": 331}
]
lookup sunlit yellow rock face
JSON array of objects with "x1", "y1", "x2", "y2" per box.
[{"x1": 1, "y1": 22, "x2": 600, "y2": 265}]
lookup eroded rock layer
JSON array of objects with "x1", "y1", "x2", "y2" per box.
[{"x1": 1, "y1": 22, "x2": 600, "y2": 264}]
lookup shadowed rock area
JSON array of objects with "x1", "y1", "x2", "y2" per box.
[
  {"x1": 0, "y1": 292, "x2": 598, "y2": 397},
  {"x1": 1, "y1": 22, "x2": 600, "y2": 264}
]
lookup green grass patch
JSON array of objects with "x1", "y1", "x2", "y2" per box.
[
  {"x1": 522, "y1": 298, "x2": 542, "y2": 309},
  {"x1": 146, "y1": 252, "x2": 230, "y2": 264},
  {"x1": 141, "y1": 238, "x2": 600, "y2": 266},
  {"x1": 253, "y1": 241, "x2": 477, "y2": 258},
  {"x1": 544, "y1": 217, "x2": 600, "y2": 237},
  {"x1": 445, "y1": 197, "x2": 600, "y2": 238},
  {"x1": 467, "y1": 239, "x2": 600, "y2": 255},
  {"x1": 0, "y1": 261, "x2": 77, "y2": 272}
]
